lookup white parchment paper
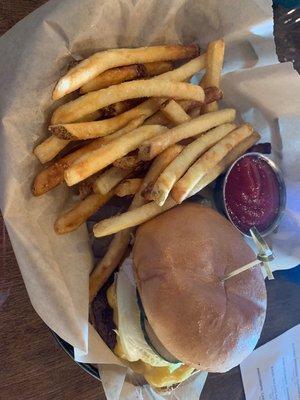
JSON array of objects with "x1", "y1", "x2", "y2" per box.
[{"x1": 0, "y1": 0, "x2": 299, "y2": 399}]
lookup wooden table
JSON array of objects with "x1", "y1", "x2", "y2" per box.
[{"x1": 0, "y1": 2, "x2": 299, "y2": 400}]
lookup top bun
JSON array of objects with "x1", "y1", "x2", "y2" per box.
[{"x1": 133, "y1": 203, "x2": 266, "y2": 372}]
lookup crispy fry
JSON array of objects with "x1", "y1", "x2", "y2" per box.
[
  {"x1": 89, "y1": 144, "x2": 183, "y2": 300},
  {"x1": 172, "y1": 124, "x2": 254, "y2": 203},
  {"x1": 113, "y1": 155, "x2": 140, "y2": 170},
  {"x1": 190, "y1": 132, "x2": 261, "y2": 195},
  {"x1": 54, "y1": 192, "x2": 113, "y2": 234},
  {"x1": 93, "y1": 167, "x2": 132, "y2": 195},
  {"x1": 50, "y1": 111, "x2": 147, "y2": 142},
  {"x1": 151, "y1": 123, "x2": 237, "y2": 205},
  {"x1": 51, "y1": 80, "x2": 205, "y2": 125},
  {"x1": 93, "y1": 197, "x2": 176, "y2": 237},
  {"x1": 202, "y1": 39, "x2": 225, "y2": 113},
  {"x1": 115, "y1": 179, "x2": 143, "y2": 197},
  {"x1": 34, "y1": 109, "x2": 103, "y2": 164},
  {"x1": 161, "y1": 100, "x2": 191, "y2": 125},
  {"x1": 139, "y1": 108, "x2": 236, "y2": 161},
  {"x1": 65, "y1": 125, "x2": 166, "y2": 186},
  {"x1": 141, "y1": 144, "x2": 184, "y2": 200},
  {"x1": 53, "y1": 44, "x2": 200, "y2": 99},
  {"x1": 80, "y1": 61, "x2": 174, "y2": 93},
  {"x1": 32, "y1": 138, "x2": 107, "y2": 196},
  {"x1": 50, "y1": 99, "x2": 161, "y2": 140}
]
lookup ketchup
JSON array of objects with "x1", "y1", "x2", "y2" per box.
[{"x1": 224, "y1": 154, "x2": 281, "y2": 235}]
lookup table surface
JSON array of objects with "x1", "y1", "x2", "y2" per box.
[{"x1": 1, "y1": 2, "x2": 299, "y2": 400}]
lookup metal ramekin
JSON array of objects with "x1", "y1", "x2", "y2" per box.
[{"x1": 222, "y1": 152, "x2": 286, "y2": 238}]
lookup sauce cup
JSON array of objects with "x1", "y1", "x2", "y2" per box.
[{"x1": 221, "y1": 152, "x2": 286, "y2": 238}]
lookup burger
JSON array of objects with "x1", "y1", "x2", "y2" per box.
[{"x1": 92, "y1": 203, "x2": 267, "y2": 389}]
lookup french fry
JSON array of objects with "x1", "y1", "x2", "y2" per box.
[
  {"x1": 34, "y1": 109, "x2": 103, "y2": 164},
  {"x1": 54, "y1": 192, "x2": 113, "y2": 234},
  {"x1": 160, "y1": 100, "x2": 191, "y2": 125},
  {"x1": 89, "y1": 144, "x2": 183, "y2": 300},
  {"x1": 32, "y1": 138, "x2": 106, "y2": 196},
  {"x1": 139, "y1": 108, "x2": 236, "y2": 161},
  {"x1": 51, "y1": 80, "x2": 205, "y2": 125},
  {"x1": 92, "y1": 132, "x2": 260, "y2": 238},
  {"x1": 172, "y1": 124, "x2": 254, "y2": 203},
  {"x1": 65, "y1": 125, "x2": 166, "y2": 186},
  {"x1": 113, "y1": 155, "x2": 140, "y2": 170},
  {"x1": 53, "y1": 44, "x2": 200, "y2": 99},
  {"x1": 93, "y1": 167, "x2": 133, "y2": 195},
  {"x1": 115, "y1": 179, "x2": 143, "y2": 197},
  {"x1": 93, "y1": 197, "x2": 176, "y2": 237},
  {"x1": 89, "y1": 229, "x2": 132, "y2": 302},
  {"x1": 154, "y1": 54, "x2": 205, "y2": 82},
  {"x1": 202, "y1": 39, "x2": 225, "y2": 113},
  {"x1": 151, "y1": 123, "x2": 237, "y2": 205},
  {"x1": 190, "y1": 131, "x2": 261, "y2": 195},
  {"x1": 78, "y1": 178, "x2": 96, "y2": 200},
  {"x1": 33, "y1": 136, "x2": 69, "y2": 164},
  {"x1": 143, "y1": 87, "x2": 222, "y2": 127},
  {"x1": 97, "y1": 99, "x2": 141, "y2": 119},
  {"x1": 80, "y1": 61, "x2": 174, "y2": 93},
  {"x1": 50, "y1": 111, "x2": 147, "y2": 142}
]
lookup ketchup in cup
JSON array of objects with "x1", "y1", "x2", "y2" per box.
[{"x1": 223, "y1": 153, "x2": 286, "y2": 237}]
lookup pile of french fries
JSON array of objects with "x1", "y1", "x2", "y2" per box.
[{"x1": 32, "y1": 40, "x2": 260, "y2": 302}]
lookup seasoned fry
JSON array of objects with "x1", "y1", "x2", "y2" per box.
[
  {"x1": 51, "y1": 80, "x2": 205, "y2": 125},
  {"x1": 93, "y1": 167, "x2": 132, "y2": 195},
  {"x1": 139, "y1": 108, "x2": 236, "y2": 161},
  {"x1": 65, "y1": 125, "x2": 166, "y2": 186},
  {"x1": 151, "y1": 123, "x2": 237, "y2": 205},
  {"x1": 32, "y1": 138, "x2": 107, "y2": 196},
  {"x1": 53, "y1": 44, "x2": 200, "y2": 99},
  {"x1": 115, "y1": 179, "x2": 143, "y2": 197},
  {"x1": 89, "y1": 144, "x2": 183, "y2": 299},
  {"x1": 50, "y1": 99, "x2": 162, "y2": 140},
  {"x1": 172, "y1": 124, "x2": 254, "y2": 203},
  {"x1": 161, "y1": 100, "x2": 191, "y2": 125},
  {"x1": 54, "y1": 192, "x2": 113, "y2": 234},
  {"x1": 190, "y1": 132, "x2": 261, "y2": 195},
  {"x1": 80, "y1": 61, "x2": 174, "y2": 93},
  {"x1": 113, "y1": 155, "x2": 140, "y2": 170},
  {"x1": 202, "y1": 39, "x2": 225, "y2": 113}
]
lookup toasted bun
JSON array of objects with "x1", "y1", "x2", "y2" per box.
[{"x1": 133, "y1": 203, "x2": 266, "y2": 372}]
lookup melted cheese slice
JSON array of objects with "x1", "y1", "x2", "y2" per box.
[{"x1": 106, "y1": 259, "x2": 195, "y2": 388}]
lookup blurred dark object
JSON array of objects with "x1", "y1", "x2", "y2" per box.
[
  {"x1": 273, "y1": 4, "x2": 300, "y2": 73},
  {"x1": 248, "y1": 142, "x2": 272, "y2": 154}
]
